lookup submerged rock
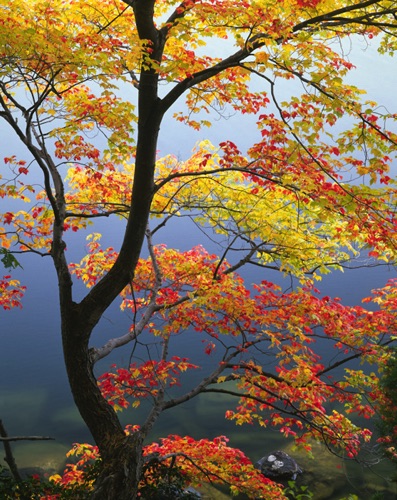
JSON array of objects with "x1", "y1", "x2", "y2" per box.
[{"x1": 256, "y1": 450, "x2": 303, "y2": 480}]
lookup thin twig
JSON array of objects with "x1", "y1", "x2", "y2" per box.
[
  {"x1": 0, "y1": 419, "x2": 22, "y2": 483},
  {"x1": 0, "y1": 436, "x2": 54, "y2": 442}
]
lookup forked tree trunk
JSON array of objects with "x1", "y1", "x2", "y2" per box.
[{"x1": 55, "y1": 5, "x2": 167, "y2": 497}]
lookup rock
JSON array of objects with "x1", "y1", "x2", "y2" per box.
[{"x1": 256, "y1": 450, "x2": 303, "y2": 481}]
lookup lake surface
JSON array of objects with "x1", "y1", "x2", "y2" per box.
[{"x1": 1, "y1": 216, "x2": 397, "y2": 499}]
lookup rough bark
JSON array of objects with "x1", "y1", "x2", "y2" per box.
[{"x1": 91, "y1": 433, "x2": 144, "y2": 500}]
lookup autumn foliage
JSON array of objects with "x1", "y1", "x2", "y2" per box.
[
  {"x1": 1, "y1": 0, "x2": 397, "y2": 497},
  {"x1": 48, "y1": 434, "x2": 284, "y2": 498}
]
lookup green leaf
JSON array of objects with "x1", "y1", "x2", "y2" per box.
[{"x1": 0, "y1": 248, "x2": 23, "y2": 269}]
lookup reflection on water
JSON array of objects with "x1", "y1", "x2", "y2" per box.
[
  {"x1": 10, "y1": 441, "x2": 70, "y2": 473},
  {"x1": 288, "y1": 441, "x2": 397, "y2": 500},
  {"x1": 1, "y1": 390, "x2": 48, "y2": 432}
]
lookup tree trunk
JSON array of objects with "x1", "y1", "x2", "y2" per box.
[
  {"x1": 91, "y1": 433, "x2": 144, "y2": 500},
  {"x1": 55, "y1": 6, "x2": 166, "y2": 496},
  {"x1": 58, "y1": 99, "x2": 162, "y2": 491},
  {"x1": 61, "y1": 313, "x2": 145, "y2": 498}
]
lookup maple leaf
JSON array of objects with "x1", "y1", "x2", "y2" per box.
[{"x1": 1, "y1": 0, "x2": 397, "y2": 497}]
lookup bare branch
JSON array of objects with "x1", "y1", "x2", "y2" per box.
[
  {"x1": 0, "y1": 436, "x2": 54, "y2": 442},
  {"x1": 90, "y1": 226, "x2": 164, "y2": 363}
]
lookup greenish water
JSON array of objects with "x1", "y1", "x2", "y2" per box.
[{"x1": 2, "y1": 382, "x2": 397, "y2": 499}]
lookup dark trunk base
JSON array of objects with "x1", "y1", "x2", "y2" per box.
[{"x1": 91, "y1": 434, "x2": 144, "y2": 500}]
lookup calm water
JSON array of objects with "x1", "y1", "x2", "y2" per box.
[{"x1": 1, "y1": 216, "x2": 397, "y2": 499}]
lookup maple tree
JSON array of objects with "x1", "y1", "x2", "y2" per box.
[{"x1": 1, "y1": 0, "x2": 397, "y2": 498}]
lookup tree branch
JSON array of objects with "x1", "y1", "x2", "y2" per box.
[{"x1": 292, "y1": 0, "x2": 393, "y2": 32}]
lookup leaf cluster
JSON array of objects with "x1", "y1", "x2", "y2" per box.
[
  {"x1": 50, "y1": 435, "x2": 286, "y2": 499},
  {"x1": 0, "y1": 463, "x2": 90, "y2": 500}
]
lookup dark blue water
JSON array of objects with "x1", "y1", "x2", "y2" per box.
[{"x1": 1, "y1": 213, "x2": 396, "y2": 498}]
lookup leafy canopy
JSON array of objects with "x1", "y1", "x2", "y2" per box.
[{"x1": 1, "y1": 0, "x2": 397, "y2": 497}]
